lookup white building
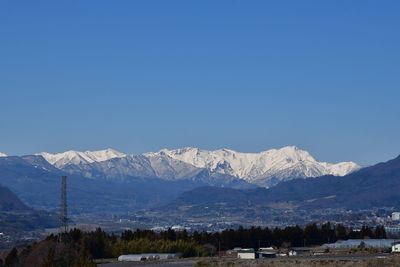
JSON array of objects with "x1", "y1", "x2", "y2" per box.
[
  {"x1": 118, "y1": 255, "x2": 144, "y2": 262},
  {"x1": 385, "y1": 226, "x2": 400, "y2": 236},
  {"x1": 118, "y1": 254, "x2": 176, "y2": 262},
  {"x1": 323, "y1": 239, "x2": 400, "y2": 249},
  {"x1": 237, "y1": 248, "x2": 255, "y2": 259},
  {"x1": 392, "y1": 212, "x2": 400, "y2": 221},
  {"x1": 288, "y1": 250, "x2": 297, "y2": 256},
  {"x1": 392, "y1": 242, "x2": 400, "y2": 253}
]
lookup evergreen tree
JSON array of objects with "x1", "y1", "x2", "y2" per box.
[
  {"x1": 4, "y1": 247, "x2": 18, "y2": 267},
  {"x1": 374, "y1": 226, "x2": 386, "y2": 239},
  {"x1": 335, "y1": 224, "x2": 347, "y2": 240},
  {"x1": 304, "y1": 223, "x2": 322, "y2": 245}
]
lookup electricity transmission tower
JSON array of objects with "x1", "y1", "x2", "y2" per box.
[{"x1": 60, "y1": 175, "x2": 68, "y2": 233}]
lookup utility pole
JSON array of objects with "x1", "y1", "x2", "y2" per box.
[{"x1": 60, "y1": 175, "x2": 68, "y2": 234}]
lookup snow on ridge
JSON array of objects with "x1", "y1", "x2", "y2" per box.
[
  {"x1": 37, "y1": 148, "x2": 127, "y2": 168},
  {"x1": 148, "y1": 146, "x2": 361, "y2": 181},
  {"x1": 83, "y1": 148, "x2": 126, "y2": 162},
  {"x1": 36, "y1": 146, "x2": 361, "y2": 186}
]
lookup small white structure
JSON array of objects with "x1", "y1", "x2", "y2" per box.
[
  {"x1": 237, "y1": 248, "x2": 255, "y2": 259},
  {"x1": 118, "y1": 255, "x2": 145, "y2": 262},
  {"x1": 392, "y1": 242, "x2": 400, "y2": 253},
  {"x1": 288, "y1": 250, "x2": 297, "y2": 257},
  {"x1": 118, "y1": 253, "x2": 176, "y2": 262},
  {"x1": 392, "y1": 212, "x2": 400, "y2": 221},
  {"x1": 171, "y1": 225, "x2": 185, "y2": 231}
]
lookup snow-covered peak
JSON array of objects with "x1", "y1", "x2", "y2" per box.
[
  {"x1": 83, "y1": 148, "x2": 126, "y2": 162},
  {"x1": 147, "y1": 146, "x2": 360, "y2": 183},
  {"x1": 321, "y1": 161, "x2": 360, "y2": 177},
  {"x1": 37, "y1": 149, "x2": 126, "y2": 168},
  {"x1": 0, "y1": 152, "x2": 7, "y2": 157},
  {"x1": 259, "y1": 145, "x2": 316, "y2": 162}
]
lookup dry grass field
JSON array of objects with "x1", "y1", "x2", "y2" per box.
[{"x1": 194, "y1": 254, "x2": 400, "y2": 267}]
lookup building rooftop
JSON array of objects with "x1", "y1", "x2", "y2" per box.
[
  {"x1": 237, "y1": 248, "x2": 255, "y2": 253},
  {"x1": 323, "y1": 239, "x2": 400, "y2": 249}
]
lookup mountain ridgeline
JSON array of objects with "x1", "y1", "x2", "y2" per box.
[
  {"x1": 0, "y1": 155, "x2": 204, "y2": 213},
  {"x1": 35, "y1": 146, "x2": 359, "y2": 187},
  {"x1": 2, "y1": 146, "x2": 398, "y2": 215},
  {"x1": 166, "y1": 154, "x2": 400, "y2": 211}
]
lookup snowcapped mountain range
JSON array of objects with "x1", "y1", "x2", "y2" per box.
[
  {"x1": 32, "y1": 146, "x2": 360, "y2": 187},
  {"x1": 145, "y1": 146, "x2": 359, "y2": 183}
]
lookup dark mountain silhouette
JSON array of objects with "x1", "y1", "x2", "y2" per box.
[
  {"x1": 0, "y1": 184, "x2": 58, "y2": 233},
  {"x1": 0, "y1": 185, "x2": 30, "y2": 211},
  {"x1": 0, "y1": 156, "x2": 220, "y2": 213},
  {"x1": 165, "y1": 155, "x2": 400, "y2": 210}
]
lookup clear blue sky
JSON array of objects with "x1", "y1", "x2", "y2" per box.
[{"x1": 0, "y1": 1, "x2": 399, "y2": 165}]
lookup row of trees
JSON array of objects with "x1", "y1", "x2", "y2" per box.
[
  {"x1": 1, "y1": 223, "x2": 386, "y2": 266},
  {"x1": 119, "y1": 223, "x2": 386, "y2": 251}
]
